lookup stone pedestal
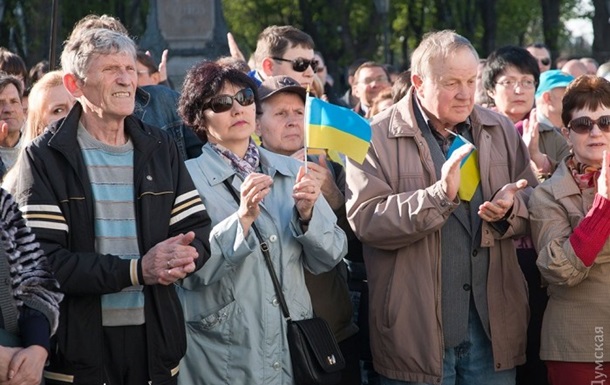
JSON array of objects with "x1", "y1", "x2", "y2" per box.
[{"x1": 139, "y1": 0, "x2": 229, "y2": 88}]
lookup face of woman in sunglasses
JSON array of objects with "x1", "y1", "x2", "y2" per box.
[
  {"x1": 568, "y1": 107, "x2": 610, "y2": 167},
  {"x1": 203, "y1": 82, "x2": 257, "y2": 157},
  {"x1": 270, "y1": 46, "x2": 315, "y2": 88}
]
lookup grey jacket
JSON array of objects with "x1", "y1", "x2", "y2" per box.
[{"x1": 177, "y1": 144, "x2": 347, "y2": 385}]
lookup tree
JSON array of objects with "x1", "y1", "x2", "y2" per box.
[{"x1": 591, "y1": 0, "x2": 610, "y2": 63}]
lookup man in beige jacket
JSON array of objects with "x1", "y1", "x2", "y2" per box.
[{"x1": 345, "y1": 30, "x2": 538, "y2": 385}]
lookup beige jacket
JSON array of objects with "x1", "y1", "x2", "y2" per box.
[
  {"x1": 345, "y1": 90, "x2": 538, "y2": 383},
  {"x1": 530, "y1": 160, "x2": 610, "y2": 362}
]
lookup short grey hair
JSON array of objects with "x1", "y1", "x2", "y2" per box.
[
  {"x1": 410, "y1": 30, "x2": 478, "y2": 79},
  {"x1": 61, "y1": 28, "x2": 136, "y2": 80}
]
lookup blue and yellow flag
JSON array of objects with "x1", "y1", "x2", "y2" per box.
[
  {"x1": 446, "y1": 135, "x2": 480, "y2": 201},
  {"x1": 305, "y1": 96, "x2": 371, "y2": 164}
]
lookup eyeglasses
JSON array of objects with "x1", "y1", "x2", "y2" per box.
[
  {"x1": 272, "y1": 57, "x2": 319, "y2": 72},
  {"x1": 539, "y1": 58, "x2": 551, "y2": 66},
  {"x1": 495, "y1": 79, "x2": 537, "y2": 89},
  {"x1": 568, "y1": 115, "x2": 610, "y2": 134},
  {"x1": 203, "y1": 88, "x2": 255, "y2": 113}
]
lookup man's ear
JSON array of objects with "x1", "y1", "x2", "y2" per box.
[
  {"x1": 63, "y1": 73, "x2": 83, "y2": 98},
  {"x1": 542, "y1": 91, "x2": 551, "y2": 104},
  {"x1": 261, "y1": 57, "x2": 275, "y2": 77}
]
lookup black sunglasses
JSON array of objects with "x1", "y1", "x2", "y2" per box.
[
  {"x1": 540, "y1": 57, "x2": 551, "y2": 66},
  {"x1": 568, "y1": 115, "x2": 610, "y2": 134},
  {"x1": 203, "y1": 88, "x2": 255, "y2": 113},
  {"x1": 272, "y1": 57, "x2": 319, "y2": 72}
]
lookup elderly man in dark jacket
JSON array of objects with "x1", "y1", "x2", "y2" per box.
[{"x1": 12, "y1": 28, "x2": 211, "y2": 385}]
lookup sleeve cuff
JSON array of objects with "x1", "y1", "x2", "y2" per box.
[
  {"x1": 135, "y1": 259, "x2": 144, "y2": 286},
  {"x1": 18, "y1": 307, "x2": 51, "y2": 351}
]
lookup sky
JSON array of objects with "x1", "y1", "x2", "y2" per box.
[{"x1": 565, "y1": 0, "x2": 594, "y2": 45}]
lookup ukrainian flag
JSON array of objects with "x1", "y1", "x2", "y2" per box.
[
  {"x1": 446, "y1": 135, "x2": 480, "y2": 201},
  {"x1": 305, "y1": 96, "x2": 371, "y2": 164}
]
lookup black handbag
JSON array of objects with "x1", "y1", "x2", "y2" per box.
[{"x1": 223, "y1": 180, "x2": 345, "y2": 385}]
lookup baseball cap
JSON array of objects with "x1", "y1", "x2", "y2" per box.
[
  {"x1": 258, "y1": 75, "x2": 306, "y2": 102},
  {"x1": 535, "y1": 70, "x2": 575, "y2": 99}
]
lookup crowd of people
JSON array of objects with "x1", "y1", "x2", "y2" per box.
[{"x1": 0, "y1": 12, "x2": 608, "y2": 385}]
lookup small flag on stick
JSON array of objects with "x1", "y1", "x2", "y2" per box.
[
  {"x1": 305, "y1": 96, "x2": 371, "y2": 164},
  {"x1": 445, "y1": 130, "x2": 480, "y2": 201}
]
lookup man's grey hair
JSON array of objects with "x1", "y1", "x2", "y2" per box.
[
  {"x1": 61, "y1": 28, "x2": 136, "y2": 80},
  {"x1": 410, "y1": 30, "x2": 478, "y2": 79}
]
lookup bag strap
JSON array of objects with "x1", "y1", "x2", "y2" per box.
[{"x1": 222, "y1": 179, "x2": 292, "y2": 321}]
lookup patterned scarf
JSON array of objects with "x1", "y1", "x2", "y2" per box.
[
  {"x1": 566, "y1": 155, "x2": 601, "y2": 192},
  {"x1": 211, "y1": 138, "x2": 260, "y2": 179}
]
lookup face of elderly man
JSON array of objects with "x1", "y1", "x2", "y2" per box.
[
  {"x1": 412, "y1": 47, "x2": 478, "y2": 130},
  {"x1": 68, "y1": 51, "x2": 138, "y2": 124}
]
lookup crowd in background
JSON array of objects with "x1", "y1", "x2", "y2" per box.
[{"x1": 0, "y1": 12, "x2": 608, "y2": 385}]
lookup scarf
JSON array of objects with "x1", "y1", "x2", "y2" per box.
[
  {"x1": 211, "y1": 138, "x2": 260, "y2": 179},
  {"x1": 566, "y1": 155, "x2": 601, "y2": 192}
]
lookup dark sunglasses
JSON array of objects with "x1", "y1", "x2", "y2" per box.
[
  {"x1": 272, "y1": 57, "x2": 319, "y2": 72},
  {"x1": 540, "y1": 57, "x2": 551, "y2": 66},
  {"x1": 203, "y1": 88, "x2": 255, "y2": 113},
  {"x1": 568, "y1": 115, "x2": 610, "y2": 134}
]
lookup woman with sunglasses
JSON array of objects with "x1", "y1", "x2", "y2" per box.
[
  {"x1": 529, "y1": 75, "x2": 610, "y2": 385},
  {"x1": 174, "y1": 61, "x2": 347, "y2": 385}
]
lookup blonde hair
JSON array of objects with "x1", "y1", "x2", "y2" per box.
[{"x1": 25, "y1": 71, "x2": 65, "y2": 142}]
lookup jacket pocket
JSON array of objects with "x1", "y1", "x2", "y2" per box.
[{"x1": 187, "y1": 300, "x2": 237, "y2": 333}]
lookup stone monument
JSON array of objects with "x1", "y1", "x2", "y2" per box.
[{"x1": 139, "y1": 0, "x2": 230, "y2": 88}]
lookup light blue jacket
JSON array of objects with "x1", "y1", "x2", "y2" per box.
[{"x1": 177, "y1": 144, "x2": 347, "y2": 385}]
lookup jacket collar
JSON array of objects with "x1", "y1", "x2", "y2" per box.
[
  {"x1": 547, "y1": 160, "x2": 582, "y2": 200},
  {"x1": 47, "y1": 102, "x2": 159, "y2": 160},
  {"x1": 195, "y1": 143, "x2": 296, "y2": 188},
  {"x1": 388, "y1": 87, "x2": 503, "y2": 139}
]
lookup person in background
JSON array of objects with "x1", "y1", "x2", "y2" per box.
[
  {"x1": 251, "y1": 25, "x2": 318, "y2": 89},
  {"x1": 27, "y1": 60, "x2": 50, "y2": 88},
  {"x1": 562, "y1": 59, "x2": 588, "y2": 79},
  {"x1": 367, "y1": 88, "x2": 393, "y2": 118},
  {"x1": 526, "y1": 43, "x2": 552, "y2": 73},
  {"x1": 475, "y1": 59, "x2": 492, "y2": 107},
  {"x1": 391, "y1": 70, "x2": 411, "y2": 103},
  {"x1": 0, "y1": 75, "x2": 26, "y2": 176},
  {"x1": 216, "y1": 56, "x2": 251, "y2": 73},
  {"x1": 13, "y1": 27, "x2": 212, "y2": 385},
  {"x1": 529, "y1": 75, "x2": 610, "y2": 385},
  {"x1": 135, "y1": 51, "x2": 162, "y2": 87},
  {"x1": 24, "y1": 70, "x2": 75, "y2": 140},
  {"x1": 352, "y1": 61, "x2": 391, "y2": 118},
  {"x1": 0, "y1": 49, "x2": 27, "y2": 91},
  {"x1": 597, "y1": 61, "x2": 610, "y2": 80},
  {"x1": 339, "y1": 58, "x2": 368, "y2": 108},
  {"x1": 175, "y1": 61, "x2": 347, "y2": 385},
  {"x1": 483, "y1": 45, "x2": 540, "y2": 125},
  {"x1": 346, "y1": 30, "x2": 536, "y2": 385},
  {"x1": 255, "y1": 75, "x2": 361, "y2": 384},
  {"x1": 314, "y1": 50, "x2": 343, "y2": 105},
  {"x1": 579, "y1": 57, "x2": 598, "y2": 75},
  {"x1": 527, "y1": 69, "x2": 573, "y2": 177},
  {"x1": 0, "y1": 187, "x2": 62, "y2": 385},
  {"x1": 3, "y1": 71, "x2": 75, "y2": 192}
]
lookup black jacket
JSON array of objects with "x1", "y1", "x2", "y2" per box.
[{"x1": 13, "y1": 103, "x2": 212, "y2": 384}]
